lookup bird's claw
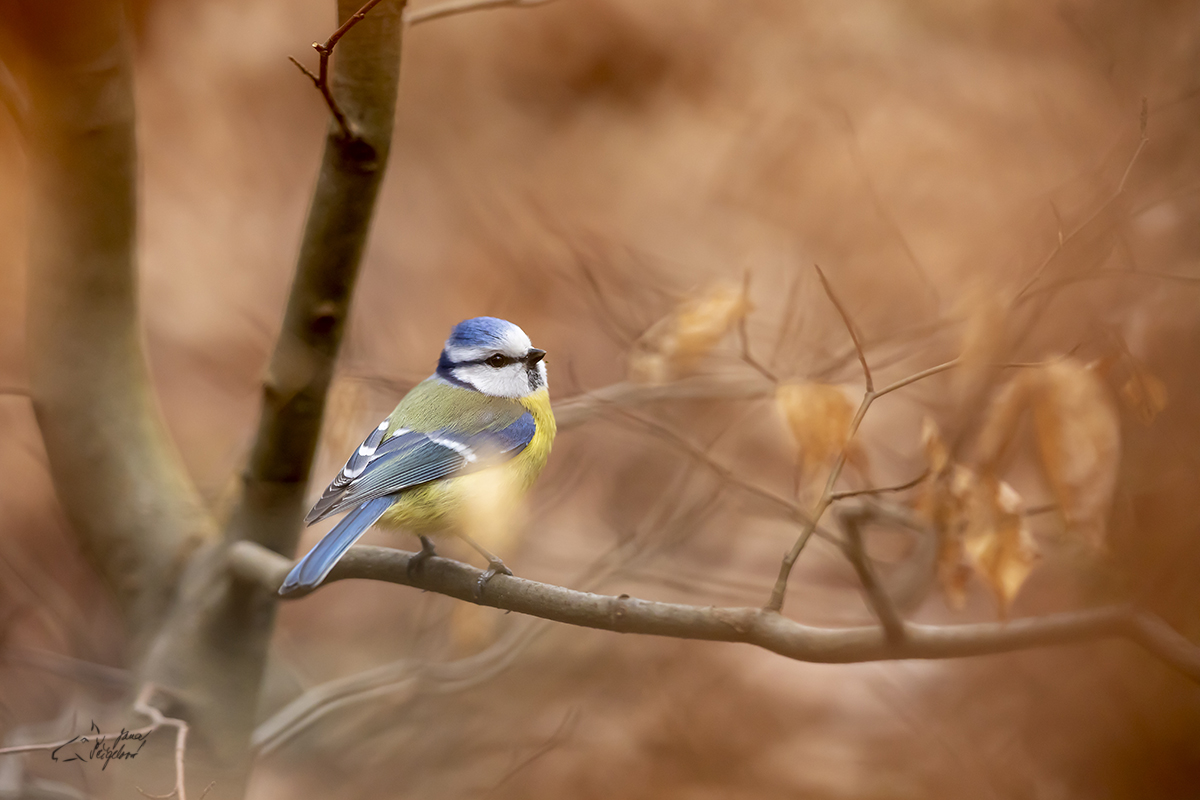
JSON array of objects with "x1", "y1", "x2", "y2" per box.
[
  {"x1": 474, "y1": 559, "x2": 513, "y2": 599},
  {"x1": 407, "y1": 536, "x2": 438, "y2": 579}
]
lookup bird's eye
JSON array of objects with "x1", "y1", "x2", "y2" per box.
[{"x1": 485, "y1": 354, "x2": 508, "y2": 368}]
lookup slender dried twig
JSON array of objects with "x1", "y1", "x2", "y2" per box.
[
  {"x1": 608, "y1": 409, "x2": 832, "y2": 535},
  {"x1": 405, "y1": 0, "x2": 557, "y2": 27},
  {"x1": 0, "y1": 686, "x2": 190, "y2": 800},
  {"x1": 814, "y1": 265, "x2": 872, "y2": 392},
  {"x1": 1013, "y1": 112, "x2": 1150, "y2": 304},
  {"x1": 838, "y1": 504, "x2": 905, "y2": 644},
  {"x1": 737, "y1": 271, "x2": 779, "y2": 384},
  {"x1": 831, "y1": 470, "x2": 929, "y2": 501},
  {"x1": 766, "y1": 269, "x2": 956, "y2": 612},
  {"x1": 288, "y1": 0, "x2": 390, "y2": 139},
  {"x1": 232, "y1": 541, "x2": 1200, "y2": 682}
]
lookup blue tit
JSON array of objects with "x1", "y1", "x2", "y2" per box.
[{"x1": 279, "y1": 317, "x2": 556, "y2": 596}]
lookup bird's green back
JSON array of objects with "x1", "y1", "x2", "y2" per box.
[{"x1": 386, "y1": 376, "x2": 528, "y2": 437}]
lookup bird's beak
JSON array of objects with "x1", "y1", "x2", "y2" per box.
[{"x1": 526, "y1": 348, "x2": 547, "y2": 364}]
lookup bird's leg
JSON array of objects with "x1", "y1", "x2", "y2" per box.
[
  {"x1": 406, "y1": 535, "x2": 439, "y2": 578},
  {"x1": 459, "y1": 534, "x2": 513, "y2": 597}
]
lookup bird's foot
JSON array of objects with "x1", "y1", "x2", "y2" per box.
[
  {"x1": 474, "y1": 558, "x2": 513, "y2": 599},
  {"x1": 407, "y1": 536, "x2": 438, "y2": 579}
]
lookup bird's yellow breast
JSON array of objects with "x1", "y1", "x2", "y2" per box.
[{"x1": 376, "y1": 388, "x2": 555, "y2": 536}]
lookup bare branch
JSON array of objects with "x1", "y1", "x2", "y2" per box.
[
  {"x1": 554, "y1": 374, "x2": 776, "y2": 430},
  {"x1": 0, "y1": 685, "x2": 192, "y2": 800},
  {"x1": 814, "y1": 265, "x2": 872, "y2": 393},
  {"x1": 873, "y1": 358, "x2": 959, "y2": 397},
  {"x1": 766, "y1": 356, "x2": 958, "y2": 612},
  {"x1": 20, "y1": 0, "x2": 216, "y2": 633},
  {"x1": 287, "y1": 0, "x2": 391, "y2": 139},
  {"x1": 831, "y1": 470, "x2": 928, "y2": 501},
  {"x1": 737, "y1": 271, "x2": 778, "y2": 384},
  {"x1": 405, "y1": 0, "x2": 556, "y2": 26},
  {"x1": 1013, "y1": 120, "x2": 1150, "y2": 303},
  {"x1": 131, "y1": 687, "x2": 191, "y2": 800},
  {"x1": 132, "y1": 0, "x2": 408, "y2": 781},
  {"x1": 231, "y1": 541, "x2": 1200, "y2": 682},
  {"x1": 226, "y1": 0, "x2": 406, "y2": 556},
  {"x1": 608, "y1": 410, "x2": 853, "y2": 548},
  {"x1": 837, "y1": 504, "x2": 905, "y2": 644}
]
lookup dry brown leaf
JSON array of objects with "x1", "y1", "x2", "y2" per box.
[
  {"x1": 921, "y1": 416, "x2": 950, "y2": 476},
  {"x1": 974, "y1": 369, "x2": 1035, "y2": 470},
  {"x1": 918, "y1": 418, "x2": 1037, "y2": 614},
  {"x1": 916, "y1": 419, "x2": 971, "y2": 609},
  {"x1": 953, "y1": 292, "x2": 1007, "y2": 399},
  {"x1": 776, "y1": 382, "x2": 861, "y2": 490},
  {"x1": 975, "y1": 359, "x2": 1120, "y2": 550},
  {"x1": 1120, "y1": 363, "x2": 1168, "y2": 426},
  {"x1": 1029, "y1": 360, "x2": 1121, "y2": 549},
  {"x1": 962, "y1": 474, "x2": 1038, "y2": 616},
  {"x1": 628, "y1": 283, "x2": 750, "y2": 383}
]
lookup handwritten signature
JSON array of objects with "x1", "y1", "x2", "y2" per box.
[{"x1": 50, "y1": 722, "x2": 150, "y2": 770}]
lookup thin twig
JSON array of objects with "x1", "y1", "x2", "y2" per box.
[
  {"x1": 608, "y1": 409, "x2": 826, "y2": 533},
  {"x1": 766, "y1": 268, "x2": 881, "y2": 612},
  {"x1": 405, "y1": 0, "x2": 556, "y2": 26},
  {"x1": 872, "y1": 358, "x2": 959, "y2": 398},
  {"x1": 132, "y1": 686, "x2": 190, "y2": 800},
  {"x1": 838, "y1": 505, "x2": 906, "y2": 644},
  {"x1": 831, "y1": 470, "x2": 929, "y2": 501},
  {"x1": 0, "y1": 685, "x2": 190, "y2": 800},
  {"x1": 765, "y1": 345, "x2": 956, "y2": 611},
  {"x1": 737, "y1": 270, "x2": 778, "y2": 383},
  {"x1": 814, "y1": 265, "x2": 872, "y2": 393},
  {"x1": 1013, "y1": 122, "x2": 1150, "y2": 303},
  {"x1": 288, "y1": 0, "x2": 390, "y2": 139}
]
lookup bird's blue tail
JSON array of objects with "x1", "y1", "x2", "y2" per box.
[{"x1": 278, "y1": 496, "x2": 395, "y2": 596}]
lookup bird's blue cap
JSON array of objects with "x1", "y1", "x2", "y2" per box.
[{"x1": 447, "y1": 317, "x2": 520, "y2": 347}]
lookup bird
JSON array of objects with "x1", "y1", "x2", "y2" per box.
[{"x1": 279, "y1": 316, "x2": 556, "y2": 597}]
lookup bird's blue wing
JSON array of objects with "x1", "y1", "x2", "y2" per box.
[
  {"x1": 279, "y1": 496, "x2": 394, "y2": 596},
  {"x1": 305, "y1": 424, "x2": 426, "y2": 524},
  {"x1": 304, "y1": 412, "x2": 537, "y2": 525}
]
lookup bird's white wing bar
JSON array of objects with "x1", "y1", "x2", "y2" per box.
[{"x1": 304, "y1": 414, "x2": 536, "y2": 524}]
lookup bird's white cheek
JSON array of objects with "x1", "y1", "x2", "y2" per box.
[{"x1": 452, "y1": 364, "x2": 530, "y2": 398}]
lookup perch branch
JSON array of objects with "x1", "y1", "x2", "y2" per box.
[
  {"x1": 229, "y1": 541, "x2": 1200, "y2": 682},
  {"x1": 227, "y1": 0, "x2": 407, "y2": 556}
]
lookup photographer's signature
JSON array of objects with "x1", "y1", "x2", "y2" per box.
[{"x1": 50, "y1": 722, "x2": 150, "y2": 769}]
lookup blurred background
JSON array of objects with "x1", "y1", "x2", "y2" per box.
[{"x1": 2, "y1": 0, "x2": 1200, "y2": 796}]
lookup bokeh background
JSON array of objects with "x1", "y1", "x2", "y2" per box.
[{"x1": 2, "y1": 0, "x2": 1200, "y2": 796}]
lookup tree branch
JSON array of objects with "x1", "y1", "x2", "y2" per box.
[
  {"x1": 554, "y1": 375, "x2": 776, "y2": 429},
  {"x1": 288, "y1": 0, "x2": 390, "y2": 139},
  {"x1": 226, "y1": 0, "x2": 407, "y2": 557},
  {"x1": 229, "y1": 541, "x2": 1200, "y2": 682},
  {"x1": 18, "y1": 0, "x2": 216, "y2": 636},
  {"x1": 0, "y1": 685, "x2": 192, "y2": 800},
  {"x1": 131, "y1": 0, "x2": 407, "y2": 787},
  {"x1": 837, "y1": 504, "x2": 905, "y2": 644}
]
